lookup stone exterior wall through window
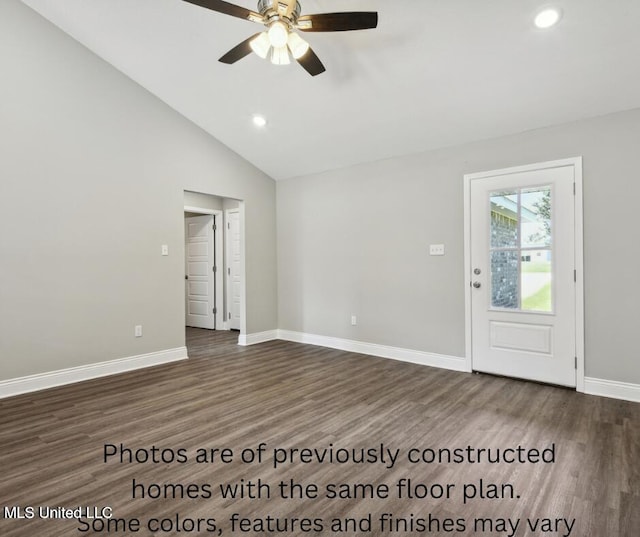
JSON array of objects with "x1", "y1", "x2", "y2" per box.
[{"x1": 491, "y1": 211, "x2": 518, "y2": 308}]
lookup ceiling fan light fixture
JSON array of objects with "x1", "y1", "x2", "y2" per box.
[
  {"x1": 270, "y1": 45, "x2": 290, "y2": 65},
  {"x1": 184, "y1": 0, "x2": 378, "y2": 76},
  {"x1": 287, "y1": 32, "x2": 309, "y2": 60},
  {"x1": 267, "y1": 21, "x2": 289, "y2": 48},
  {"x1": 249, "y1": 32, "x2": 270, "y2": 59}
]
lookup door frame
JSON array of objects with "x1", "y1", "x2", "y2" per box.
[
  {"x1": 463, "y1": 157, "x2": 585, "y2": 392},
  {"x1": 184, "y1": 206, "x2": 224, "y2": 330},
  {"x1": 225, "y1": 208, "x2": 243, "y2": 332}
]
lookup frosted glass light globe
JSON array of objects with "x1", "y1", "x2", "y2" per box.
[
  {"x1": 249, "y1": 32, "x2": 270, "y2": 59},
  {"x1": 288, "y1": 32, "x2": 310, "y2": 60},
  {"x1": 268, "y1": 21, "x2": 289, "y2": 48}
]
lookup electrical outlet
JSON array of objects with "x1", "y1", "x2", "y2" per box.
[
  {"x1": 135, "y1": 325, "x2": 143, "y2": 337},
  {"x1": 351, "y1": 315, "x2": 357, "y2": 326},
  {"x1": 429, "y1": 244, "x2": 445, "y2": 256}
]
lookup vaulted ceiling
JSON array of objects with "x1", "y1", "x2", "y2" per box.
[{"x1": 21, "y1": 0, "x2": 640, "y2": 180}]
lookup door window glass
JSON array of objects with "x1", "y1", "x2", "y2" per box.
[
  {"x1": 490, "y1": 186, "x2": 553, "y2": 312},
  {"x1": 490, "y1": 191, "x2": 518, "y2": 248},
  {"x1": 491, "y1": 251, "x2": 519, "y2": 308}
]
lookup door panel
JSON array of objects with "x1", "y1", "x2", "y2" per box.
[
  {"x1": 226, "y1": 210, "x2": 241, "y2": 330},
  {"x1": 470, "y1": 165, "x2": 576, "y2": 387},
  {"x1": 185, "y1": 215, "x2": 215, "y2": 329}
]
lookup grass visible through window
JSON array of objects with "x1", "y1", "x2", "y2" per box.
[
  {"x1": 521, "y1": 259, "x2": 551, "y2": 311},
  {"x1": 522, "y1": 283, "x2": 552, "y2": 311}
]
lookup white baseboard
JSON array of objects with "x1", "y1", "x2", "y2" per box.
[
  {"x1": 0, "y1": 347, "x2": 188, "y2": 399},
  {"x1": 8, "y1": 338, "x2": 637, "y2": 405},
  {"x1": 277, "y1": 330, "x2": 468, "y2": 372},
  {"x1": 584, "y1": 377, "x2": 640, "y2": 403},
  {"x1": 238, "y1": 330, "x2": 279, "y2": 346}
]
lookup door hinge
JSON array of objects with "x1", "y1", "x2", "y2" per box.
[
  {"x1": 213, "y1": 266, "x2": 216, "y2": 273},
  {"x1": 213, "y1": 224, "x2": 216, "y2": 231},
  {"x1": 229, "y1": 312, "x2": 231, "y2": 320},
  {"x1": 573, "y1": 182, "x2": 576, "y2": 195},
  {"x1": 574, "y1": 269, "x2": 577, "y2": 282},
  {"x1": 227, "y1": 222, "x2": 230, "y2": 229},
  {"x1": 575, "y1": 356, "x2": 577, "y2": 369},
  {"x1": 228, "y1": 268, "x2": 231, "y2": 276},
  {"x1": 213, "y1": 307, "x2": 217, "y2": 314}
]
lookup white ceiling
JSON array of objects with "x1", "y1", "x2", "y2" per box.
[{"x1": 20, "y1": 0, "x2": 640, "y2": 180}]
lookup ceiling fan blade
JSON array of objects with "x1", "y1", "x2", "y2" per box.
[
  {"x1": 182, "y1": 0, "x2": 263, "y2": 23},
  {"x1": 296, "y1": 47, "x2": 326, "y2": 76},
  {"x1": 297, "y1": 12, "x2": 378, "y2": 32},
  {"x1": 218, "y1": 33, "x2": 262, "y2": 64}
]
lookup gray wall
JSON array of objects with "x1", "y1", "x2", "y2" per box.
[
  {"x1": 223, "y1": 198, "x2": 240, "y2": 211},
  {"x1": 277, "y1": 108, "x2": 640, "y2": 384},
  {"x1": 184, "y1": 191, "x2": 223, "y2": 211},
  {"x1": 0, "y1": 0, "x2": 277, "y2": 381}
]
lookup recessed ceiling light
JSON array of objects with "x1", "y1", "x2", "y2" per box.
[
  {"x1": 534, "y1": 8, "x2": 562, "y2": 29},
  {"x1": 252, "y1": 115, "x2": 267, "y2": 128}
]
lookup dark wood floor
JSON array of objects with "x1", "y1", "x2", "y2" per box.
[{"x1": 1, "y1": 328, "x2": 639, "y2": 536}]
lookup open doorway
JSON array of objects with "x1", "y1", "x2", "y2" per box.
[{"x1": 184, "y1": 191, "x2": 244, "y2": 336}]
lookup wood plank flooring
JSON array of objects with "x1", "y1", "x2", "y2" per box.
[{"x1": 1, "y1": 327, "x2": 639, "y2": 536}]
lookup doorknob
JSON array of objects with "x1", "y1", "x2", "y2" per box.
[
  {"x1": 185, "y1": 275, "x2": 188, "y2": 280},
  {"x1": 473, "y1": 281, "x2": 481, "y2": 288}
]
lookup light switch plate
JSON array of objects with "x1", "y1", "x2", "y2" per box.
[
  {"x1": 161, "y1": 244, "x2": 169, "y2": 256},
  {"x1": 430, "y1": 244, "x2": 445, "y2": 256}
]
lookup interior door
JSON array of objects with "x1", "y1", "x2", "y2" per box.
[
  {"x1": 185, "y1": 214, "x2": 215, "y2": 329},
  {"x1": 226, "y1": 210, "x2": 241, "y2": 330},
  {"x1": 470, "y1": 164, "x2": 576, "y2": 386}
]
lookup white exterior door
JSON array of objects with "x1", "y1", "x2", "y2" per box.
[
  {"x1": 185, "y1": 215, "x2": 215, "y2": 329},
  {"x1": 468, "y1": 161, "x2": 579, "y2": 387},
  {"x1": 226, "y1": 210, "x2": 241, "y2": 330}
]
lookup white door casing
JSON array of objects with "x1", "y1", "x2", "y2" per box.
[
  {"x1": 226, "y1": 209, "x2": 241, "y2": 330},
  {"x1": 185, "y1": 214, "x2": 216, "y2": 329},
  {"x1": 464, "y1": 158, "x2": 584, "y2": 388}
]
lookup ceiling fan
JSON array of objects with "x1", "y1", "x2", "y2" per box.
[{"x1": 182, "y1": 0, "x2": 378, "y2": 76}]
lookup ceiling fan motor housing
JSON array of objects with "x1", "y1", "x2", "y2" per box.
[{"x1": 257, "y1": 0, "x2": 301, "y2": 25}]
